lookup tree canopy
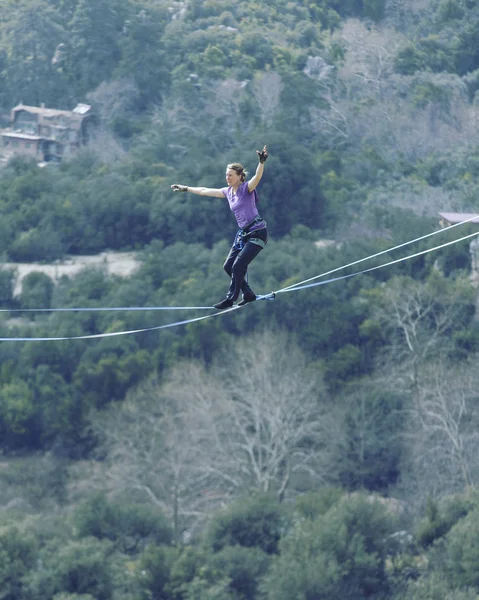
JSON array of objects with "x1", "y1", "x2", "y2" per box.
[{"x1": 1, "y1": 0, "x2": 479, "y2": 598}]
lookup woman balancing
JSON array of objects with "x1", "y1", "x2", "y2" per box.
[{"x1": 171, "y1": 145, "x2": 269, "y2": 310}]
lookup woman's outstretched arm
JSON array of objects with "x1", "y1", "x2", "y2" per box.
[{"x1": 171, "y1": 184, "x2": 224, "y2": 198}]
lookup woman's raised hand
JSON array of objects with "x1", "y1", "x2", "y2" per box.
[{"x1": 256, "y1": 145, "x2": 268, "y2": 164}]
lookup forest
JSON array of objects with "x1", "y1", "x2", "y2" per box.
[{"x1": 1, "y1": 0, "x2": 479, "y2": 598}]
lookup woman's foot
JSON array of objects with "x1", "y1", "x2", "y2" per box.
[
  {"x1": 214, "y1": 298, "x2": 234, "y2": 310},
  {"x1": 238, "y1": 294, "x2": 256, "y2": 306}
]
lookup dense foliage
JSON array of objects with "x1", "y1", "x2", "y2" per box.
[{"x1": 1, "y1": 0, "x2": 479, "y2": 597}]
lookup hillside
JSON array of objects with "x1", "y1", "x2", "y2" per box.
[{"x1": 1, "y1": 1, "x2": 479, "y2": 599}]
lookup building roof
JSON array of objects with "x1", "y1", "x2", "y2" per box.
[
  {"x1": 11, "y1": 103, "x2": 91, "y2": 120},
  {"x1": 72, "y1": 103, "x2": 92, "y2": 115},
  {"x1": 439, "y1": 212, "x2": 479, "y2": 225},
  {"x1": 1, "y1": 132, "x2": 42, "y2": 141}
]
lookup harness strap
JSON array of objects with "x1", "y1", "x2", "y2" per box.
[
  {"x1": 234, "y1": 216, "x2": 267, "y2": 250},
  {"x1": 242, "y1": 215, "x2": 265, "y2": 233},
  {"x1": 247, "y1": 237, "x2": 266, "y2": 248}
]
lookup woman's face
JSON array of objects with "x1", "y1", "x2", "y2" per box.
[{"x1": 225, "y1": 168, "x2": 241, "y2": 187}]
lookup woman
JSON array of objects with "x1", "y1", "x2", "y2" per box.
[{"x1": 171, "y1": 145, "x2": 268, "y2": 310}]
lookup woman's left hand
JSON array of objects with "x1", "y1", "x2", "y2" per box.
[{"x1": 256, "y1": 145, "x2": 268, "y2": 164}]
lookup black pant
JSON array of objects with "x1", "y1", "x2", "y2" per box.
[{"x1": 223, "y1": 228, "x2": 268, "y2": 301}]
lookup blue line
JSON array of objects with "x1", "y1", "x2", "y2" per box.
[
  {"x1": 1, "y1": 221, "x2": 477, "y2": 341},
  {"x1": 0, "y1": 305, "x2": 240, "y2": 342},
  {"x1": 276, "y1": 230, "x2": 479, "y2": 294},
  {"x1": 0, "y1": 305, "x2": 214, "y2": 313},
  {"x1": 278, "y1": 214, "x2": 479, "y2": 294}
]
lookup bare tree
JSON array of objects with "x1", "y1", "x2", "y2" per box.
[
  {"x1": 86, "y1": 77, "x2": 140, "y2": 125},
  {"x1": 166, "y1": 332, "x2": 331, "y2": 501},
  {"x1": 401, "y1": 359, "x2": 479, "y2": 500},
  {"x1": 302, "y1": 50, "x2": 350, "y2": 146},
  {"x1": 334, "y1": 19, "x2": 404, "y2": 98},
  {"x1": 141, "y1": 79, "x2": 247, "y2": 158},
  {"x1": 358, "y1": 273, "x2": 479, "y2": 506},
  {"x1": 366, "y1": 274, "x2": 475, "y2": 390},
  {"x1": 90, "y1": 376, "x2": 216, "y2": 543},
  {"x1": 251, "y1": 71, "x2": 283, "y2": 126},
  {"x1": 84, "y1": 129, "x2": 127, "y2": 164},
  {"x1": 90, "y1": 332, "x2": 331, "y2": 540},
  {"x1": 324, "y1": 18, "x2": 478, "y2": 168},
  {"x1": 363, "y1": 179, "x2": 464, "y2": 219}
]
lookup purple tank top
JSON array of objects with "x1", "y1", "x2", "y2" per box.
[{"x1": 221, "y1": 181, "x2": 264, "y2": 229}]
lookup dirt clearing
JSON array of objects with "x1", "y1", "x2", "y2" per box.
[{"x1": 3, "y1": 251, "x2": 141, "y2": 296}]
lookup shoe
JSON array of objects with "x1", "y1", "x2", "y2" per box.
[
  {"x1": 214, "y1": 298, "x2": 234, "y2": 310},
  {"x1": 238, "y1": 294, "x2": 256, "y2": 306}
]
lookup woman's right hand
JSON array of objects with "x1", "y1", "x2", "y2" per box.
[{"x1": 171, "y1": 184, "x2": 188, "y2": 192}]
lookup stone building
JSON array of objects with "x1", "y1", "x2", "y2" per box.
[{"x1": 0, "y1": 102, "x2": 93, "y2": 164}]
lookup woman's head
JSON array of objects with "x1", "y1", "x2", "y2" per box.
[{"x1": 226, "y1": 163, "x2": 247, "y2": 185}]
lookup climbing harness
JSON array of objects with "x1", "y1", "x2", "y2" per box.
[{"x1": 234, "y1": 215, "x2": 267, "y2": 250}]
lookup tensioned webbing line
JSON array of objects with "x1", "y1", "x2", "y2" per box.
[
  {"x1": 1, "y1": 214, "x2": 477, "y2": 316},
  {"x1": 0, "y1": 305, "x2": 214, "y2": 313},
  {"x1": 0, "y1": 217, "x2": 478, "y2": 341},
  {"x1": 276, "y1": 214, "x2": 479, "y2": 294},
  {"x1": 0, "y1": 304, "x2": 240, "y2": 342},
  {"x1": 271, "y1": 229, "x2": 479, "y2": 295}
]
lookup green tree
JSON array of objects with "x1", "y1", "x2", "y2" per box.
[
  {"x1": 405, "y1": 573, "x2": 478, "y2": 600},
  {"x1": 394, "y1": 43, "x2": 425, "y2": 75},
  {"x1": 73, "y1": 492, "x2": 172, "y2": 553},
  {"x1": 73, "y1": 348, "x2": 152, "y2": 408},
  {"x1": 29, "y1": 364, "x2": 76, "y2": 447},
  {"x1": 27, "y1": 537, "x2": 114, "y2": 600},
  {"x1": 259, "y1": 137, "x2": 325, "y2": 235},
  {"x1": 115, "y1": 4, "x2": 171, "y2": 109},
  {"x1": 0, "y1": 378, "x2": 35, "y2": 448},
  {"x1": 263, "y1": 493, "x2": 396, "y2": 600},
  {"x1": 435, "y1": 505, "x2": 479, "y2": 590},
  {"x1": 203, "y1": 545, "x2": 271, "y2": 600},
  {"x1": 20, "y1": 271, "x2": 55, "y2": 310},
  {"x1": 205, "y1": 494, "x2": 287, "y2": 555},
  {"x1": 9, "y1": 226, "x2": 64, "y2": 262},
  {"x1": 239, "y1": 32, "x2": 274, "y2": 69},
  {"x1": 0, "y1": 267, "x2": 17, "y2": 306},
  {"x1": 136, "y1": 544, "x2": 177, "y2": 600},
  {"x1": 0, "y1": 0, "x2": 65, "y2": 106},
  {"x1": 333, "y1": 381, "x2": 405, "y2": 491},
  {"x1": 73, "y1": 354, "x2": 131, "y2": 408},
  {"x1": 453, "y1": 20, "x2": 479, "y2": 75},
  {"x1": 416, "y1": 495, "x2": 475, "y2": 549},
  {"x1": 68, "y1": 0, "x2": 126, "y2": 93},
  {"x1": 0, "y1": 526, "x2": 38, "y2": 600},
  {"x1": 437, "y1": 0, "x2": 466, "y2": 23},
  {"x1": 332, "y1": 0, "x2": 386, "y2": 21}
]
